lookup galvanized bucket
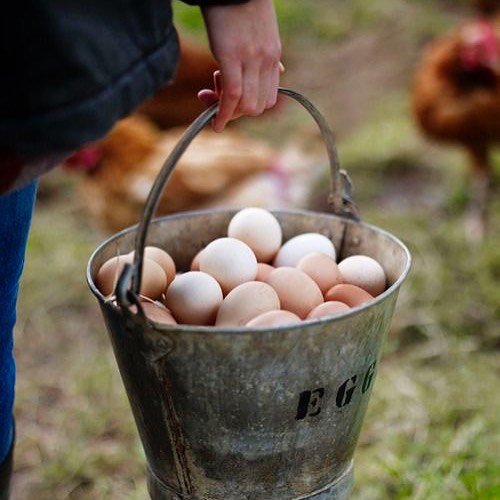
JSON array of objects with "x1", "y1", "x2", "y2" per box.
[{"x1": 87, "y1": 89, "x2": 411, "y2": 500}]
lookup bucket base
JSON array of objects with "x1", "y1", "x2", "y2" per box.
[{"x1": 146, "y1": 461, "x2": 353, "y2": 500}]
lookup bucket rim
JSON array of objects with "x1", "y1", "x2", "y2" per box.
[{"x1": 86, "y1": 207, "x2": 412, "y2": 334}]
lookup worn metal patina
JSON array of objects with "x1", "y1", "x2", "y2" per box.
[{"x1": 88, "y1": 209, "x2": 410, "y2": 499}]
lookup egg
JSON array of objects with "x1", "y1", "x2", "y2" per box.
[
  {"x1": 190, "y1": 248, "x2": 204, "y2": 271},
  {"x1": 324, "y1": 284, "x2": 373, "y2": 308},
  {"x1": 215, "y1": 281, "x2": 280, "y2": 327},
  {"x1": 255, "y1": 263, "x2": 275, "y2": 282},
  {"x1": 227, "y1": 207, "x2": 282, "y2": 262},
  {"x1": 246, "y1": 310, "x2": 302, "y2": 328},
  {"x1": 338, "y1": 255, "x2": 386, "y2": 296},
  {"x1": 296, "y1": 252, "x2": 343, "y2": 294},
  {"x1": 164, "y1": 271, "x2": 223, "y2": 325},
  {"x1": 266, "y1": 267, "x2": 323, "y2": 319},
  {"x1": 273, "y1": 232, "x2": 336, "y2": 267},
  {"x1": 96, "y1": 254, "x2": 132, "y2": 296},
  {"x1": 134, "y1": 301, "x2": 177, "y2": 325},
  {"x1": 96, "y1": 254, "x2": 167, "y2": 300},
  {"x1": 306, "y1": 301, "x2": 350, "y2": 320},
  {"x1": 129, "y1": 247, "x2": 176, "y2": 286},
  {"x1": 199, "y1": 237, "x2": 258, "y2": 294}
]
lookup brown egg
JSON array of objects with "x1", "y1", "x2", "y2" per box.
[
  {"x1": 266, "y1": 267, "x2": 323, "y2": 319},
  {"x1": 190, "y1": 248, "x2": 204, "y2": 271},
  {"x1": 246, "y1": 310, "x2": 302, "y2": 328},
  {"x1": 96, "y1": 254, "x2": 132, "y2": 296},
  {"x1": 142, "y1": 247, "x2": 176, "y2": 286},
  {"x1": 96, "y1": 254, "x2": 167, "y2": 300},
  {"x1": 133, "y1": 301, "x2": 177, "y2": 325},
  {"x1": 297, "y1": 252, "x2": 343, "y2": 295},
  {"x1": 338, "y1": 255, "x2": 386, "y2": 296},
  {"x1": 255, "y1": 263, "x2": 275, "y2": 282},
  {"x1": 164, "y1": 271, "x2": 223, "y2": 326},
  {"x1": 324, "y1": 284, "x2": 373, "y2": 308},
  {"x1": 306, "y1": 301, "x2": 350, "y2": 320},
  {"x1": 215, "y1": 281, "x2": 280, "y2": 327}
]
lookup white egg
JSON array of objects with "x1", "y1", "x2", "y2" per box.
[
  {"x1": 164, "y1": 271, "x2": 223, "y2": 325},
  {"x1": 273, "y1": 232, "x2": 336, "y2": 267},
  {"x1": 227, "y1": 207, "x2": 282, "y2": 262},
  {"x1": 199, "y1": 237, "x2": 258, "y2": 294},
  {"x1": 338, "y1": 255, "x2": 386, "y2": 296}
]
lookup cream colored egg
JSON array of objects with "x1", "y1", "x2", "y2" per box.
[
  {"x1": 246, "y1": 310, "x2": 302, "y2": 328},
  {"x1": 324, "y1": 284, "x2": 373, "y2": 308},
  {"x1": 255, "y1": 263, "x2": 275, "y2": 282},
  {"x1": 227, "y1": 207, "x2": 282, "y2": 262},
  {"x1": 266, "y1": 267, "x2": 323, "y2": 319},
  {"x1": 199, "y1": 237, "x2": 258, "y2": 294},
  {"x1": 306, "y1": 301, "x2": 350, "y2": 320},
  {"x1": 273, "y1": 232, "x2": 336, "y2": 267},
  {"x1": 215, "y1": 281, "x2": 280, "y2": 327},
  {"x1": 297, "y1": 252, "x2": 343, "y2": 295},
  {"x1": 338, "y1": 255, "x2": 386, "y2": 296},
  {"x1": 96, "y1": 254, "x2": 166, "y2": 300},
  {"x1": 164, "y1": 271, "x2": 223, "y2": 325}
]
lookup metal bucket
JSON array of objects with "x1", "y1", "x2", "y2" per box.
[{"x1": 86, "y1": 89, "x2": 411, "y2": 500}]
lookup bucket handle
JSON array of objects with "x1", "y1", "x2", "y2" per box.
[{"x1": 116, "y1": 87, "x2": 360, "y2": 308}]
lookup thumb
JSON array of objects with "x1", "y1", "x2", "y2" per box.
[{"x1": 197, "y1": 89, "x2": 219, "y2": 107}]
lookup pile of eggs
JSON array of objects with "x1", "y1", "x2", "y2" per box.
[{"x1": 95, "y1": 208, "x2": 387, "y2": 328}]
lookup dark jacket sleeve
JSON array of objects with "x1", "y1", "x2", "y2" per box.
[{"x1": 0, "y1": 0, "x2": 180, "y2": 194}]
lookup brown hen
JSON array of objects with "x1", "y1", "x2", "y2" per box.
[
  {"x1": 412, "y1": 12, "x2": 500, "y2": 239},
  {"x1": 67, "y1": 114, "x2": 315, "y2": 233}
]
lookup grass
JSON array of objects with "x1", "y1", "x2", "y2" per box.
[{"x1": 11, "y1": 0, "x2": 500, "y2": 498}]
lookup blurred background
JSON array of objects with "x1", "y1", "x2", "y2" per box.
[{"x1": 12, "y1": 0, "x2": 499, "y2": 498}]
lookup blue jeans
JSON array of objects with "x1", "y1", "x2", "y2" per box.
[{"x1": 0, "y1": 181, "x2": 38, "y2": 462}]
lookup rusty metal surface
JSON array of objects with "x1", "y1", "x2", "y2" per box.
[{"x1": 87, "y1": 209, "x2": 411, "y2": 499}]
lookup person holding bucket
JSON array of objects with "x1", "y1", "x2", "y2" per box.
[{"x1": 0, "y1": 0, "x2": 282, "y2": 496}]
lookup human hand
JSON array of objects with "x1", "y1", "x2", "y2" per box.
[{"x1": 198, "y1": 0, "x2": 282, "y2": 132}]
